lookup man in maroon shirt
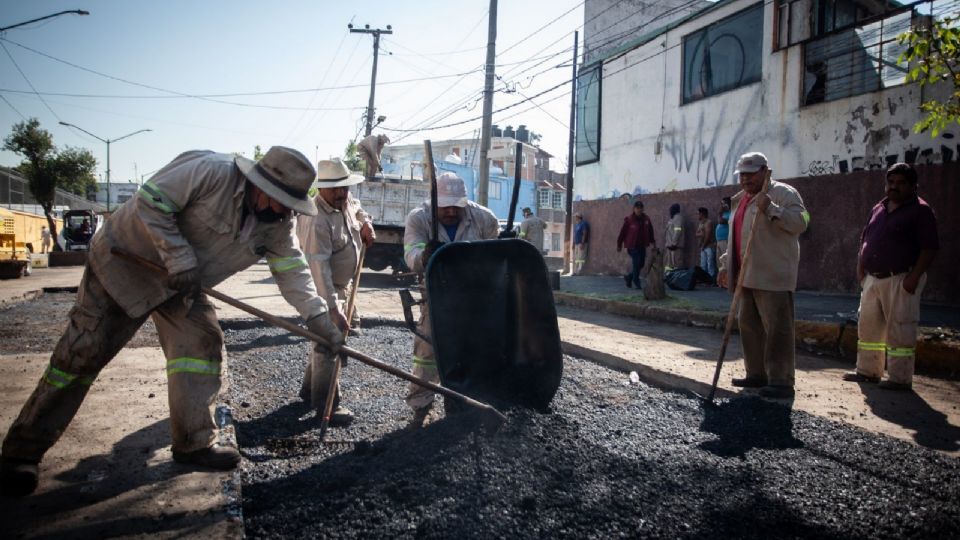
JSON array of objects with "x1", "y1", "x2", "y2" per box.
[
  {"x1": 843, "y1": 162, "x2": 938, "y2": 391},
  {"x1": 617, "y1": 200, "x2": 656, "y2": 288}
]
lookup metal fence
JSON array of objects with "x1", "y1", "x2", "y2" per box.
[{"x1": 0, "y1": 168, "x2": 106, "y2": 216}]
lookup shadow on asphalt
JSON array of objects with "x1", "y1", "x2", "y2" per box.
[
  {"x1": 861, "y1": 384, "x2": 960, "y2": 452},
  {"x1": 698, "y1": 396, "x2": 804, "y2": 458}
]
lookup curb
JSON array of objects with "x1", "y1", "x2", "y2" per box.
[{"x1": 554, "y1": 291, "x2": 959, "y2": 377}]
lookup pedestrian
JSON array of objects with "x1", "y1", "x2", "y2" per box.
[
  {"x1": 0, "y1": 147, "x2": 344, "y2": 496},
  {"x1": 403, "y1": 172, "x2": 499, "y2": 428},
  {"x1": 572, "y1": 213, "x2": 590, "y2": 275},
  {"x1": 718, "y1": 152, "x2": 810, "y2": 399},
  {"x1": 716, "y1": 196, "x2": 731, "y2": 268},
  {"x1": 664, "y1": 203, "x2": 684, "y2": 271},
  {"x1": 296, "y1": 158, "x2": 376, "y2": 426},
  {"x1": 843, "y1": 162, "x2": 938, "y2": 391},
  {"x1": 519, "y1": 207, "x2": 547, "y2": 254},
  {"x1": 696, "y1": 207, "x2": 717, "y2": 281},
  {"x1": 40, "y1": 226, "x2": 51, "y2": 254},
  {"x1": 616, "y1": 200, "x2": 656, "y2": 289}
]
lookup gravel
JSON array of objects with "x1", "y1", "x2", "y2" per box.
[{"x1": 224, "y1": 318, "x2": 960, "y2": 539}]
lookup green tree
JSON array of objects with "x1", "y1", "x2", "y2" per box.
[
  {"x1": 343, "y1": 139, "x2": 362, "y2": 172},
  {"x1": 3, "y1": 118, "x2": 98, "y2": 250},
  {"x1": 253, "y1": 144, "x2": 265, "y2": 161},
  {"x1": 899, "y1": 15, "x2": 960, "y2": 137}
]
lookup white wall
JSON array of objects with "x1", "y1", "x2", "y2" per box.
[{"x1": 576, "y1": 0, "x2": 955, "y2": 201}]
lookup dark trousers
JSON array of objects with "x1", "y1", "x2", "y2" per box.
[{"x1": 626, "y1": 247, "x2": 646, "y2": 287}]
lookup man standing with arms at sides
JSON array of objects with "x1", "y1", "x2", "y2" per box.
[
  {"x1": 617, "y1": 200, "x2": 656, "y2": 289},
  {"x1": 40, "y1": 226, "x2": 52, "y2": 254},
  {"x1": 843, "y1": 162, "x2": 938, "y2": 391},
  {"x1": 664, "y1": 203, "x2": 684, "y2": 271},
  {"x1": 296, "y1": 159, "x2": 376, "y2": 425},
  {"x1": 519, "y1": 207, "x2": 547, "y2": 255},
  {"x1": 572, "y1": 213, "x2": 590, "y2": 275},
  {"x1": 719, "y1": 152, "x2": 809, "y2": 399},
  {"x1": 402, "y1": 172, "x2": 499, "y2": 429},
  {"x1": 1, "y1": 147, "x2": 343, "y2": 496},
  {"x1": 715, "y1": 197, "x2": 732, "y2": 285},
  {"x1": 696, "y1": 207, "x2": 717, "y2": 282}
]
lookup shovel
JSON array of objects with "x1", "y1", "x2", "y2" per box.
[{"x1": 111, "y1": 247, "x2": 509, "y2": 431}]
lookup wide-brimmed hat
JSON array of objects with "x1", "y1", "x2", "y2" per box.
[
  {"x1": 735, "y1": 152, "x2": 768, "y2": 174},
  {"x1": 433, "y1": 172, "x2": 468, "y2": 208},
  {"x1": 314, "y1": 158, "x2": 365, "y2": 189},
  {"x1": 235, "y1": 146, "x2": 317, "y2": 216}
]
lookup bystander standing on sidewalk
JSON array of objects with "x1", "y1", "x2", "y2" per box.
[
  {"x1": 719, "y1": 152, "x2": 810, "y2": 399},
  {"x1": 843, "y1": 162, "x2": 939, "y2": 391},
  {"x1": 716, "y1": 197, "x2": 731, "y2": 266},
  {"x1": 572, "y1": 213, "x2": 589, "y2": 275},
  {"x1": 617, "y1": 200, "x2": 656, "y2": 289},
  {"x1": 40, "y1": 226, "x2": 52, "y2": 254},
  {"x1": 664, "y1": 203, "x2": 684, "y2": 271},
  {"x1": 696, "y1": 207, "x2": 716, "y2": 282}
]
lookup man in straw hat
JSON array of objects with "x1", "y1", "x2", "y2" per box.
[
  {"x1": 1, "y1": 147, "x2": 344, "y2": 496},
  {"x1": 402, "y1": 172, "x2": 499, "y2": 429},
  {"x1": 296, "y1": 158, "x2": 376, "y2": 426}
]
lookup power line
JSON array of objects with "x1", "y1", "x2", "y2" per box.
[
  {"x1": 0, "y1": 94, "x2": 26, "y2": 120},
  {"x1": 0, "y1": 40, "x2": 61, "y2": 121}
]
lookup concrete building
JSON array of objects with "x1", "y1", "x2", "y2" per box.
[
  {"x1": 88, "y1": 182, "x2": 141, "y2": 209},
  {"x1": 574, "y1": 0, "x2": 957, "y2": 200}
]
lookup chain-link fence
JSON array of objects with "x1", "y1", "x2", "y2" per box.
[{"x1": 0, "y1": 168, "x2": 106, "y2": 216}]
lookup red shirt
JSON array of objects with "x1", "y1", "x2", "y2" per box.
[
  {"x1": 732, "y1": 193, "x2": 753, "y2": 269},
  {"x1": 617, "y1": 212, "x2": 655, "y2": 250}
]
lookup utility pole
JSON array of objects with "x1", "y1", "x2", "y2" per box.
[
  {"x1": 349, "y1": 23, "x2": 393, "y2": 137},
  {"x1": 477, "y1": 0, "x2": 497, "y2": 207},
  {"x1": 563, "y1": 31, "x2": 579, "y2": 274}
]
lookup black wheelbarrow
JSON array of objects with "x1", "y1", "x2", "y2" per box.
[{"x1": 425, "y1": 238, "x2": 563, "y2": 411}]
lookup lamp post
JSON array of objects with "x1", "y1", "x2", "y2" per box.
[
  {"x1": 0, "y1": 10, "x2": 89, "y2": 32},
  {"x1": 59, "y1": 122, "x2": 151, "y2": 211}
]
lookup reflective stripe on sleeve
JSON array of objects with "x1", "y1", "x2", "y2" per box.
[
  {"x1": 412, "y1": 355, "x2": 436, "y2": 368},
  {"x1": 267, "y1": 256, "x2": 307, "y2": 273},
  {"x1": 43, "y1": 364, "x2": 95, "y2": 389},
  {"x1": 138, "y1": 180, "x2": 181, "y2": 214},
  {"x1": 801, "y1": 211, "x2": 811, "y2": 226},
  {"x1": 166, "y1": 357, "x2": 221, "y2": 376},
  {"x1": 404, "y1": 242, "x2": 426, "y2": 254}
]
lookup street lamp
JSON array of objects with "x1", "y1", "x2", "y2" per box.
[
  {"x1": 0, "y1": 10, "x2": 89, "y2": 32},
  {"x1": 59, "y1": 121, "x2": 151, "y2": 211}
]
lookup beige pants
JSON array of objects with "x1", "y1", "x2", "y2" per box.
[
  {"x1": 739, "y1": 288, "x2": 796, "y2": 387},
  {"x1": 855, "y1": 273, "x2": 925, "y2": 386},
  {"x1": 573, "y1": 243, "x2": 588, "y2": 274},
  {"x1": 2, "y1": 266, "x2": 224, "y2": 462},
  {"x1": 664, "y1": 248, "x2": 684, "y2": 271},
  {"x1": 406, "y1": 291, "x2": 437, "y2": 411},
  {"x1": 300, "y1": 287, "x2": 348, "y2": 410}
]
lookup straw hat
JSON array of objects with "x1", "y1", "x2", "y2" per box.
[{"x1": 314, "y1": 158, "x2": 365, "y2": 188}]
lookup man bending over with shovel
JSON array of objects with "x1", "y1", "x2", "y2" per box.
[{"x1": 1, "y1": 147, "x2": 343, "y2": 496}]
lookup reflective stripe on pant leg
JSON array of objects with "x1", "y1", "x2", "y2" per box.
[
  {"x1": 2, "y1": 266, "x2": 147, "y2": 462},
  {"x1": 406, "y1": 299, "x2": 437, "y2": 411},
  {"x1": 855, "y1": 275, "x2": 886, "y2": 379},
  {"x1": 153, "y1": 293, "x2": 224, "y2": 453},
  {"x1": 884, "y1": 274, "x2": 925, "y2": 386}
]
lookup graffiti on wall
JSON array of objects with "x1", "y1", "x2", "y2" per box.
[{"x1": 801, "y1": 136, "x2": 958, "y2": 176}]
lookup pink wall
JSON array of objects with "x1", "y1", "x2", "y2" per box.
[{"x1": 573, "y1": 162, "x2": 959, "y2": 304}]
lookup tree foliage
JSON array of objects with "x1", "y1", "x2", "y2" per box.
[
  {"x1": 343, "y1": 139, "x2": 362, "y2": 172},
  {"x1": 3, "y1": 118, "x2": 98, "y2": 249},
  {"x1": 899, "y1": 15, "x2": 960, "y2": 137}
]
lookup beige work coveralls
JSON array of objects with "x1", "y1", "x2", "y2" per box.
[
  {"x1": 664, "y1": 213, "x2": 685, "y2": 270},
  {"x1": 519, "y1": 214, "x2": 547, "y2": 254},
  {"x1": 2, "y1": 151, "x2": 326, "y2": 462},
  {"x1": 296, "y1": 193, "x2": 368, "y2": 409},
  {"x1": 402, "y1": 200, "x2": 500, "y2": 411}
]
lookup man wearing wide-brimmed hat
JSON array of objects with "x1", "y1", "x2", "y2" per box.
[
  {"x1": 296, "y1": 158, "x2": 376, "y2": 426},
  {"x1": 1, "y1": 147, "x2": 344, "y2": 497}
]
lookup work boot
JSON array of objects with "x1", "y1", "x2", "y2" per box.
[
  {"x1": 0, "y1": 457, "x2": 39, "y2": 497},
  {"x1": 172, "y1": 444, "x2": 241, "y2": 470},
  {"x1": 624, "y1": 274, "x2": 633, "y2": 288},
  {"x1": 759, "y1": 385, "x2": 795, "y2": 399},
  {"x1": 731, "y1": 377, "x2": 766, "y2": 388},
  {"x1": 328, "y1": 406, "x2": 355, "y2": 427},
  {"x1": 406, "y1": 405, "x2": 433, "y2": 431},
  {"x1": 842, "y1": 371, "x2": 880, "y2": 383}
]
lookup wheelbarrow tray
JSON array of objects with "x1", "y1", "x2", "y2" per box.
[{"x1": 426, "y1": 239, "x2": 563, "y2": 410}]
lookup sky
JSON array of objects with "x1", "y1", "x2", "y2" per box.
[{"x1": 0, "y1": 0, "x2": 584, "y2": 186}]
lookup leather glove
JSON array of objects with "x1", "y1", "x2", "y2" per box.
[
  {"x1": 167, "y1": 268, "x2": 201, "y2": 297},
  {"x1": 306, "y1": 313, "x2": 345, "y2": 355},
  {"x1": 420, "y1": 240, "x2": 444, "y2": 268},
  {"x1": 498, "y1": 229, "x2": 517, "y2": 239}
]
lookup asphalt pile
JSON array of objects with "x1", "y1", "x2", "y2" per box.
[{"x1": 224, "y1": 319, "x2": 960, "y2": 539}]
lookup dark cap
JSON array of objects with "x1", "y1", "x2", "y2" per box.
[{"x1": 633, "y1": 200, "x2": 644, "y2": 208}]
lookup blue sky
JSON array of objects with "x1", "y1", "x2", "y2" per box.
[{"x1": 1, "y1": 0, "x2": 583, "y2": 185}]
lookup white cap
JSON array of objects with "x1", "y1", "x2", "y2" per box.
[
  {"x1": 435, "y1": 172, "x2": 468, "y2": 208},
  {"x1": 735, "y1": 152, "x2": 768, "y2": 174}
]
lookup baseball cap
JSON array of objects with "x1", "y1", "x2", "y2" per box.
[
  {"x1": 735, "y1": 152, "x2": 768, "y2": 174},
  {"x1": 435, "y1": 172, "x2": 468, "y2": 208}
]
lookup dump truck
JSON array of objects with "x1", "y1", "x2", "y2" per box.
[
  {"x1": 354, "y1": 174, "x2": 430, "y2": 274},
  {"x1": 0, "y1": 207, "x2": 47, "y2": 278}
]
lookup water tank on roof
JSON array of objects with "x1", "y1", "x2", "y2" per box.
[
  {"x1": 503, "y1": 125, "x2": 515, "y2": 139},
  {"x1": 492, "y1": 124, "x2": 502, "y2": 137},
  {"x1": 517, "y1": 125, "x2": 529, "y2": 142}
]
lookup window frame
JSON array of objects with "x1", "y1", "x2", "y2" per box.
[{"x1": 575, "y1": 63, "x2": 602, "y2": 166}]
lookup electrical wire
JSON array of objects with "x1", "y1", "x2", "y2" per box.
[
  {"x1": 0, "y1": 40, "x2": 60, "y2": 121},
  {"x1": 0, "y1": 93, "x2": 26, "y2": 120}
]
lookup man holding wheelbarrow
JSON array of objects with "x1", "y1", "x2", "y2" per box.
[
  {"x1": 1, "y1": 147, "x2": 343, "y2": 496},
  {"x1": 718, "y1": 152, "x2": 810, "y2": 399}
]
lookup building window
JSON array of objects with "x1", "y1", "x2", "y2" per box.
[
  {"x1": 682, "y1": 3, "x2": 764, "y2": 103},
  {"x1": 538, "y1": 189, "x2": 551, "y2": 209},
  {"x1": 552, "y1": 191, "x2": 565, "y2": 210},
  {"x1": 803, "y1": 7, "x2": 914, "y2": 105},
  {"x1": 489, "y1": 181, "x2": 502, "y2": 200},
  {"x1": 575, "y1": 63, "x2": 601, "y2": 165},
  {"x1": 551, "y1": 233, "x2": 561, "y2": 252}
]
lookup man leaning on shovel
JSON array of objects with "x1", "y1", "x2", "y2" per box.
[{"x1": 0, "y1": 147, "x2": 343, "y2": 496}]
